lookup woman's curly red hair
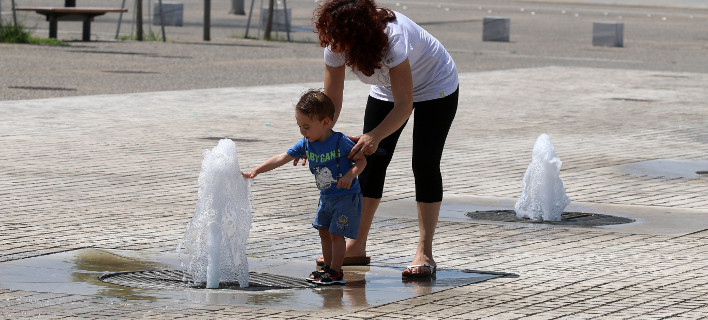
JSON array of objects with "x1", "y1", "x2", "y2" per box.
[{"x1": 313, "y1": 0, "x2": 396, "y2": 77}]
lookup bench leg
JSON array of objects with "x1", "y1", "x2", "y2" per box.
[
  {"x1": 82, "y1": 19, "x2": 91, "y2": 41},
  {"x1": 49, "y1": 16, "x2": 58, "y2": 39}
]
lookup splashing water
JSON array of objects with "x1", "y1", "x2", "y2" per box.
[
  {"x1": 177, "y1": 139, "x2": 252, "y2": 288},
  {"x1": 514, "y1": 134, "x2": 570, "y2": 221}
]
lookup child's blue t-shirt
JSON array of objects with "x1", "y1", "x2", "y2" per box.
[{"x1": 286, "y1": 131, "x2": 361, "y2": 198}]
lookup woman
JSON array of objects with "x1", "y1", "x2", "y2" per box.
[{"x1": 314, "y1": 0, "x2": 458, "y2": 278}]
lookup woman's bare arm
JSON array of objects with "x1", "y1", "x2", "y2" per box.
[{"x1": 349, "y1": 58, "x2": 414, "y2": 159}]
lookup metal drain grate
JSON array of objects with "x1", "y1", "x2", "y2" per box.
[
  {"x1": 99, "y1": 270, "x2": 316, "y2": 290},
  {"x1": 466, "y1": 210, "x2": 634, "y2": 227}
]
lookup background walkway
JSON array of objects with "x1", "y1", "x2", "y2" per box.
[{"x1": 3, "y1": 0, "x2": 708, "y2": 100}]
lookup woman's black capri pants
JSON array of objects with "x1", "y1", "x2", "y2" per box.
[{"x1": 358, "y1": 87, "x2": 458, "y2": 203}]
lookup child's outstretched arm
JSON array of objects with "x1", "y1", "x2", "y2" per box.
[
  {"x1": 337, "y1": 156, "x2": 367, "y2": 189},
  {"x1": 242, "y1": 152, "x2": 296, "y2": 179}
]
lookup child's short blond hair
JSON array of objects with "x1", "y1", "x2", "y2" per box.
[{"x1": 296, "y1": 89, "x2": 335, "y2": 121}]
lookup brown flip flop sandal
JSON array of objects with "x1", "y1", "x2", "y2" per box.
[{"x1": 316, "y1": 256, "x2": 371, "y2": 266}]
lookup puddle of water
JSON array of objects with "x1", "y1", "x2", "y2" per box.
[
  {"x1": 0, "y1": 249, "x2": 173, "y2": 301},
  {"x1": 0, "y1": 249, "x2": 500, "y2": 310},
  {"x1": 616, "y1": 159, "x2": 708, "y2": 178}
]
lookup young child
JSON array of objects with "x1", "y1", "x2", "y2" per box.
[{"x1": 241, "y1": 89, "x2": 366, "y2": 285}]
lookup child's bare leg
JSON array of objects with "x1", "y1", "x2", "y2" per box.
[
  {"x1": 318, "y1": 228, "x2": 332, "y2": 266},
  {"x1": 329, "y1": 233, "x2": 346, "y2": 271}
]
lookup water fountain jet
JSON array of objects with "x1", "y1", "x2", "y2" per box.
[
  {"x1": 514, "y1": 134, "x2": 570, "y2": 221},
  {"x1": 177, "y1": 139, "x2": 252, "y2": 288}
]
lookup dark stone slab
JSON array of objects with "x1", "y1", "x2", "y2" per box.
[
  {"x1": 593, "y1": 22, "x2": 624, "y2": 47},
  {"x1": 483, "y1": 17, "x2": 510, "y2": 42}
]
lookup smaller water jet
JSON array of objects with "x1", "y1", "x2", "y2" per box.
[
  {"x1": 177, "y1": 139, "x2": 252, "y2": 288},
  {"x1": 514, "y1": 134, "x2": 570, "y2": 221}
]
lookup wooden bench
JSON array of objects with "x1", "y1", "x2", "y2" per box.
[{"x1": 15, "y1": 0, "x2": 127, "y2": 41}]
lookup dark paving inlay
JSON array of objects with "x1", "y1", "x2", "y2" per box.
[
  {"x1": 466, "y1": 210, "x2": 634, "y2": 226},
  {"x1": 0, "y1": 249, "x2": 502, "y2": 310},
  {"x1": 199, "y1": 137, "x2": 262, "y2": 142},
  {"x1": 102, "y1": 70, "x2": 160, "y2": 74},
  {"x1": 67, "y1": 50, "x2": 191, "y2": 59},
  {"x1": 610, "y1": 97, "x2": 656, "y2": 102},
  {"x1": 8, "y1": 86, "x2": 77, "y2": 91}
]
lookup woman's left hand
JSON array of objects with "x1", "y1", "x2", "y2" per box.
[{"x1": 348, "y1": 133, "x2": 379, "y2": 160}]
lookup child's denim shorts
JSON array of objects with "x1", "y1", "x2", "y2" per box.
[{"x1": 313, "y1": 193, "x2": 362, "y2": 239}]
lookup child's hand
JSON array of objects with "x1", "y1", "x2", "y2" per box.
[
  {"x1": 337, "y1": 176, "x2": 353, "y2": 189},
  {"x1": 292, "y1": 155, "x2": 307, "y2": 166},
  {"x1": 241, "y1": 171, "x2": 257, "y2": 179}
]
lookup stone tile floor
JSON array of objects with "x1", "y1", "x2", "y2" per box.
[{"x1": 1, "y1": 67, "x2": 707, "y2": 319}]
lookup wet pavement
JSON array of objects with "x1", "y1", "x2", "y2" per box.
[
  {"x1": 1, "y1": 0, "x2": 708, "y2": 319},
  {"x1": 0, "y1": 249, "x2": 499, "y2": 311}
]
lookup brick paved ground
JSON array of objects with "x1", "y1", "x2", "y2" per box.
[{"x1": 1, "y1": 66, "x2": 707, "y2": 319}]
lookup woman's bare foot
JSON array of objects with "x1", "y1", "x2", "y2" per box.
[{"x1": 404, "y1": 252, "x2": 436, "y2": 276}]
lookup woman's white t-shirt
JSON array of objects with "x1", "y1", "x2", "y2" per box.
[{"x1": 324, "y1": 11, "x2": 458, "y2": 102}]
